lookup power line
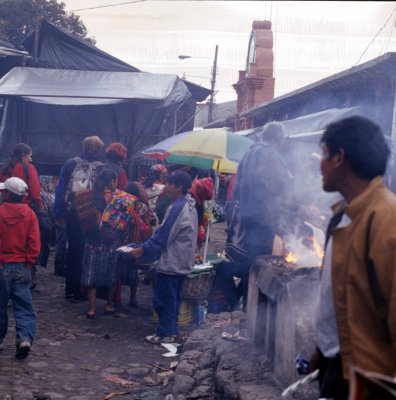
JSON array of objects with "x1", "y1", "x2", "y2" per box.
[
  {"x1": 378, "y1": 13, "x2": 395, "y2": 57},
  {"x1": 353, "y1": 5, "x2": 396, "y2": 66},
  {"x1": 70, "y1": 0, "x2": 145, "y2": 12}
]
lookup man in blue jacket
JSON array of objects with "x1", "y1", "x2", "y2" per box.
[
  {"x1": 53, "y1": 136, "x2": 103, "y2": 302},
  {"x1": 130, "y1": 171, "x2": 198, "y2": 344}
]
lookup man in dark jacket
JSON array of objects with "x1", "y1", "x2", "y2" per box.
[
  {"x1": 0, "y1": 177, "x2": 40, "y2": 359},
  {"x1": 217, "y1": 122, "x2": 293, "y2": 310},
  {"x1": 54, "y1": 136, "x2": 104, "y2": 302}
]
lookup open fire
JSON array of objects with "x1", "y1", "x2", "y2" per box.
[{"x1": 284, "y1": 234, "x2": 324, "y2": 267}]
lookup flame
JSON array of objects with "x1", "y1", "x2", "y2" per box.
[
  {"x1": 285, "y1": 252, "x2": 298, "y2": 264},
  {"x1": 283, "y1": 232, "x2": 325, "y2": 267}
]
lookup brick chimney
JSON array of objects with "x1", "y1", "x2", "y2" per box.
[{"x1": 233, "y1": 21, "x2": 275, "y2": 131}]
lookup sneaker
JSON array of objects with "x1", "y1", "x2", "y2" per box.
[
  {"x1": 145, "y1": 335, "x2": 174, "y2": 344},
  {"x1": 16, "y1": 341, "x2": 31, "y2": 359}
]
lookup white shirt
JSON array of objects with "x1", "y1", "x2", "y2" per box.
[{"x1": 315, "y1": 213, "x2": 351, "y2": 358}]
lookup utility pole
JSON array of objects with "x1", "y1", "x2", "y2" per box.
[{"x1": 208, "y1": 45, "x2": 218, "y2": 124}]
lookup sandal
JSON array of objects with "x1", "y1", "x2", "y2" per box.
[
  {"x1": 86, "y1": 311, "x2": 95, "y2": 320},
  {"x1": 103, "y1": 308, "x2": 116, "y2": 315}
]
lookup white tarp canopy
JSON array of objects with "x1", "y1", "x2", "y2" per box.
[
  {"x1": 0, "y1": 67, "x2": 190, "y2": 106},
  {"x1": 0, "y1": 67, "x2": 192, "y2": 166}
]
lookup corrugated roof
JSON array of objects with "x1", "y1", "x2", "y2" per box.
[{"x1": 243, "y1": 52, "x2": 396, "y2": 119}]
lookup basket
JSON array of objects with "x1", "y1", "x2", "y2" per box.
[
  {"x1": 152, "y1": 299, "x2": 196, "y2": 327},
  {"x1": 182, "y1": 271, "x2": 215, "y2": 300}
]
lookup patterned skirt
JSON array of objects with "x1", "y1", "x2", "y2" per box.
[
  {"x1": 118, "y1": 257, "x2": 138, "y2": 287},
  {"x1": 81, "y1": 238, "x2": 119, "y2": 288}
]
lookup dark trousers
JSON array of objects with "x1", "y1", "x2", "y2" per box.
[
  {"x1": 153, "y1": 273, "x2": 185, "y2": 338},
  {"x1": 37, "y1": 227, "x2": 52, "y2": 268},
  {"x1": 54, "y1": 225, "x2": 67, "y2": 276},
  {"x1": 65, "y1": 210, "x2": 86, "y2": 298},
  {"x1": 215, "y1": 260, "x2": 247, "y2": 309},
  {"x1": 318, "y1": 349, "x2": 349, "y2": 400}
]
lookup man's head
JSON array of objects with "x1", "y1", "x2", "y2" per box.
[
  {"x1": 257, "y1": 121, "x2": 286, "y2": 146},
  {"x1": 82, "y1": 136, "x2": 104, "y2": 157},
  {"x1": 166, "y1": 170, "x2": 192, "y2": 200},
  {"x1": 0, "y1": 177, "x2": 28, "y2": 203},
  {"x1": 320, "y1": 116, "x2": 390, "y2": 192}
]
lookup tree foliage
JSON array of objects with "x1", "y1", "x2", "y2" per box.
[{"x1": 0, "y1": 0, "x2": 95, "y2": 47}]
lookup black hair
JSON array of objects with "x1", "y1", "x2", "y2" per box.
[
  {"x1": 167, "y1": 170, "x2": 192, "y2": 194},
  {"x1": 124, "y1": 181, "x2": 140, "y2": 197},
  {"x1": 321, "y1": 116, "x2": 390, "y2": 180},
  {"x1": 144, "y1": 169, "x2": 161, "y2": 188},
  {"x1": 93, "y1": 168, "x2": 117, "y2": 212},
  {"x1": 4, "y1": 191, "x2": 23, "y2": 203},
  {"x1": 196, "y1": 168, "x2": 212, "y2": 179},
  {"x1": 1, "y1": 143, "x2": 32, "y2": 176},
  {"x1": 105, "y1": 151, "x2": 123, "y2": 164},
  {"x1": 168, "y1": 164, "x2": 198, "y2": 180}
]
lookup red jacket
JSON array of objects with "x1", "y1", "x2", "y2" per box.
[
  {"x1": 0, "y1": 202, "x2": 41, "y2": 268},
  {"x1": 117, "y1": 170, "x2": 128, "y2": 191},
  {"x1": 0, "y1": 162, "x2": 43, "y2": 208}
]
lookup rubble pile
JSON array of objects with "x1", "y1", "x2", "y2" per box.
[{"x1": 172, "y1": 310, "x2": 318, "y2": 400}]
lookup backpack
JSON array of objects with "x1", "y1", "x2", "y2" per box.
[
  {"x1": 67, "y1": 157, "x2": 103, "y2": 194},
  {"x1": 99, "y1": 190, "x2": 137, "y2": 242},
  {"x1": 66, "y1": 157, "x2": 103, "y2": 235}
]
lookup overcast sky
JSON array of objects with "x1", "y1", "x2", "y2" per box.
[{"x1": 63, "y1": 1, "x2": 396, "y2": 103}]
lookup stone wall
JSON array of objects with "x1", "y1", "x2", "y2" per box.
[{"x1": 247, "y1": 256, "x2": 320, "y2": 387}]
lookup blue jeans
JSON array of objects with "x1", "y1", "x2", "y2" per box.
[
  {"x1": 153, "y1": 273, "x2": 185, "y2": 338},
  {"x1": 0, "y1": 263, "x2": 36, "y2": 346}
]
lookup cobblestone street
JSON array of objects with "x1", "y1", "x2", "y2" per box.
[
  {"x1": 0, "y1": 223, "x2": 319, "y2": 400},
  {"x1": 0, "y1": 263, "x2": 180, "y2": 400},
  {"x1": 0, "y1": 223, "x2": 228, "y2": 400}
]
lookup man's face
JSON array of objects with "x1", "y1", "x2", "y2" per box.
[
  {"x1": 166, "y1": 182, "x2": 182, "y2": 200},
  {"x1": 320, "y1": 143, "x2": 340, "y2": 192}
]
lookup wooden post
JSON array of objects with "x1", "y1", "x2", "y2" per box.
[{"x1": 33, "y1": 16, "x2": 42, "y2": 67}]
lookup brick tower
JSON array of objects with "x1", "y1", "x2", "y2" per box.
[{"x1": 233, "y1": 21, "x2": 275, "y2": 131}]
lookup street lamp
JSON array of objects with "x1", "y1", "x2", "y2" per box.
[{"x1": 178, "y1": 45, "x2": 218, "y2": 123}]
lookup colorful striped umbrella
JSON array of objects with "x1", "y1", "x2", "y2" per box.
[{"x1": 142, "y1": 128, "x2": 254, "y2": 173}]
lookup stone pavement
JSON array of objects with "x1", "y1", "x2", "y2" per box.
[
  {"x1": 171, "y1": 311, "x2": 318, "y2": 400},
  {"x1": 0, "y1": 262, "x2": 184, "y2": 400},
  {"x1": 0, "y1": 222, "x2": 320, "y2": 399}
]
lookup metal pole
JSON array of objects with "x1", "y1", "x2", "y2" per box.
[{"x1": 207, "y1": 45, "x2": 218, "y2": 123}]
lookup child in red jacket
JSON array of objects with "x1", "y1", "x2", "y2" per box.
[{"x1": 0, "y1": 177, "x2": 40, "y2": 359}]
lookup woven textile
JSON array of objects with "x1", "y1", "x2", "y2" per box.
[
  {"x1": 182, "y1": 272, "x2": 215, "y2": 300},
  {"x1": 100, "y1": 189, "x2": 137, "y2": 241},
  {"x1": 118, "y1": 257, "x2": 139, "y2": 286},
  {"x1": 81, "y1": 237, "x2": 119, "y2": 288},
  {"x1": 71, "y1": 189, "x2": 98, "y2": 235},
  {"x1": 189, "y1": 177, "x2": 214, "y2": 206}
]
